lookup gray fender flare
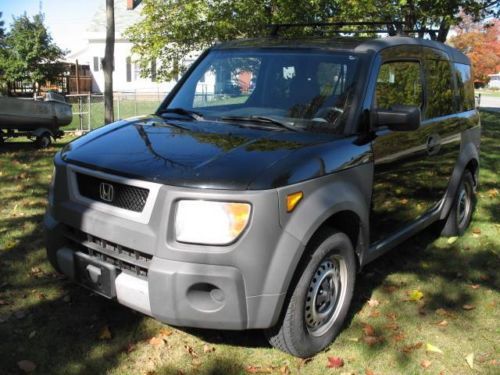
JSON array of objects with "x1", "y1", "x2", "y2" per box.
[{"x1": 440, "y1": 130, "x2": 480, "y2": 220}]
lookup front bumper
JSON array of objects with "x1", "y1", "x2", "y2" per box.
[{"x1": 44, "y1": 161, "x2": 304, "y2": 329}]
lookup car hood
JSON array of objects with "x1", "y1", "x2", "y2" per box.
[{"x1": 61, "y1": 115, "x2": 364, "y2": 190}]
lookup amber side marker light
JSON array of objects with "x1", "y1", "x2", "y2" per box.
[{"x1": 287, "y1": 191, "x2": 303, "y2": 212}]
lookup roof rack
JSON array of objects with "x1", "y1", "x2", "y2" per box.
[{"x1": 267, "y1": 22, "x2": 440, "y2": 38}]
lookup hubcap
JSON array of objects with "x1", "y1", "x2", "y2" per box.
[
  {"x1": 305, "y1": 255, "x2": 346, "y2": 336},
  {"x1": 456, "y1": 183, "x2": 470, "y2": 228}
]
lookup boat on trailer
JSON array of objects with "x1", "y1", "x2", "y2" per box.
[{"x1": 0, "y1": 92, "x2": 73, "y2": 148}]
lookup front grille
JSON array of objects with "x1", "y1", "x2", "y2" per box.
[
  {"x1": 76, "y1": 173, "x2": 149, "y2": 212},
  {"x1": 64, "y1": 226, "x2": 152, "y2": 278}
]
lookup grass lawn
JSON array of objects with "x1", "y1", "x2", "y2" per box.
[
  {"x1": 476, "y1": 89, "x2": 500, "y2": 98},
  {"x1": 0, "y1": 111, "x2": 498, "y2": 375}
]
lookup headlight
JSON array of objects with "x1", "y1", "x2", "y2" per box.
[{"x1": 175, "y1": 200, "x2": 251, "y2": 245}]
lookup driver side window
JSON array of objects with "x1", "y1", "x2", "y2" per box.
[{"x1": 375, "y1": 61, "x2": 423, "y2": 110}]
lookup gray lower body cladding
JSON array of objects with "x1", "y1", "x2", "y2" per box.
[{"x1": 45, "y1": 155, "x2": 311, "y2": 330}]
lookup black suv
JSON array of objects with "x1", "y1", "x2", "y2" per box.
[{"x1": 45, "y1": 32, "x2": 480, "y2": 357}]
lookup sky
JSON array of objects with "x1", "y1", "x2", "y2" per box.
[{"x1": 0, "y1": 0, "x2": 101, "y2": 54}]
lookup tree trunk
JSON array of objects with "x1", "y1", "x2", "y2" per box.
[{"x1": 103, "y1": 0, "x2": 115, "y2": 124}]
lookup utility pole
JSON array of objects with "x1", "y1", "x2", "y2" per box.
[{"x1": 103, "y1": 0, "x2": 115, "y2": 124}]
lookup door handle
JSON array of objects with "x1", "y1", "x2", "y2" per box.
[{"x1": 426, "y1": 134, "x2": 441, "y2": 155}]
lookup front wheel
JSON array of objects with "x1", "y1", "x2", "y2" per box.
[{"x1": 265, "y1": 229, "x2": 356, "y2": 357}]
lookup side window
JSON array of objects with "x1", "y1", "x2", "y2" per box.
[
  {"x1": 375, "y1": 61, "x2": 423, "y2": 109},
  {"x1": 454, "y1": 63, "x2": 475, "y2": 111},
  {"x1": 425, "y1": 60, "x2": 454, "y2": 118}
]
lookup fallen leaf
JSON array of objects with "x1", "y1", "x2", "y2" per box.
[
  {"x1": 384, "y1": 322, "x2": 399, "y2": 331},
  {"x1": 280, "y1": 365, "x2": 290, "y2": 375},
  {"x1": 365, "y1": 369, "x2": 375, "y2": 375},
  {"x1": 392, "y1": 332, "x2": 405, "y2": 342},
  {"x1": 408, "y1": 289, "x2": 424, "y2": 301},
  {"x1": 487, "y1": 188, "x2": 498, "y2": 198},
  {"x1": 98, "y1": 325, "x2": 112, "y2": 340},
  {"x1": 245, "y1": 365, "x2": 273, "y2": 374},
  {"x1": 462, "y1": 304, "x2": 475, "y2": 311},
  {"x1": 466, "y1": 353, "x2": 474, "y2": 369},
  {"x1": 203, "y1": 344, "x2": 215, "y2": 353},
  {"x1": 472, "y1": 227, "x2": 481, "y2": 234},
  {"x1": 363, "y1": 323, "x2": 375, "y2": 336},
  {"x1": 447, "y1": 236, "x2": 458, "y2": 244},
  {"x1": 470, "y1": 284, "x2": 480, "y2": 289},
  {"x1": 382, "y1": 284, "x2": 398, "y2": 294},
  {"x1": 367, "y1": 299, "x2": 380, "y2": 307},
  {"x1": 426, "y1": 343, "x2": 443, "y2": 354},
  {"x1": 327, "y1": 356, "x2": 344, "y2": 368},
  {"x1": 347, "y1": 337, "x2": 359, "y2": 342},
  {"x1": 363, "y1": 335, "x2": 384, "y2": 346},
  {"x1": 297, "y1": 357, "x2": 313, "y2": 368},
  {"x1": 184, "y1": 345, "x2": 198, "y2": 358},
  {"x1": 436, "y1": 320, "x2": 448, "y2": 327},
  {"x1": 402, "y1": 342, "x2": 423, "y2": 354},
  {"x1": 159, "y1": 328, "x2": 173, "y2": 337},
  {"x1": 386, "y1": 312, "x2": 398, "y2": 321},
  {"x1": 369, "y1": 310, "x2": 380, "y2": 318},
  {"x1": 149, "y1": 337, "x2": 164, "y2": 347},
  {"x1": 17, "y1": 360, "x2": 36, "y2": 373},
  {"x1": 420, "y1": 359, "x2": 432, "y2": 369},
  {"x1": 435, "y1": 308, "x2": 452, "y2": 317},
  {"x1": 400, "y1": 198, "x2": 409, "y2": 205}
]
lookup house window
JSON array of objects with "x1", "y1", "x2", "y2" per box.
[
  {"x1": 151, "y1": 59, "x2": 157, "y2": 82},
  {"x1": 134, "y1": 63, "x2": 141, "y2": 81},
  {"x1": 93, "y1": 56, "x2": 100, "y2": 72},
  {"x1": 126, "y1": 57, "x2": 132, "y2": 82}
]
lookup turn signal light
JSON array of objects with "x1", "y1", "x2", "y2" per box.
[{"x1": 287, "y1": 192, "x2": 303, "y2": 212}]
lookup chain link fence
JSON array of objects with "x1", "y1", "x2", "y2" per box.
[{"x1": 66, "y1": 90, "x2": 169, "y2": 132}]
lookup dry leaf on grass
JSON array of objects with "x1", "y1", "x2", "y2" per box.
[
  {"x1": 98, "y1": 325, "x2": 112, "y2": 340},
  {"x1": 420, "y1": 360, "x2": 432, "y2": 369},
  {"x1": 402, "y1": 342, "x2": 423, "y2": 354},
  {"x1": 407, "y1": 289, "x2": 424, "y2": 301},
  {"x1": 17, "y1": 360, "x2": 36, "y2": 373},
  {"x1": 149, "y1": 337, "x2": 164, "y2": 347},
  {"x1": 245, "y1": 365, "x2": 273, "y2": 374},
  {"x1": 184, "y1": 345, "x2": 198, "y2": 358},
  {"x1": 367, "y1": 299, "x2": 380, "y2": 307},
  {"x1": 465, "y1": 353, "x2": 474, "y2": 369},
  {"x1": 426, "y1": 343, "x2": 443, "y2": 354},
  {"x1": 462, "y1": 304, "x2": 475, "y2": 310},
  {"x1": 365, "y1": 369, "x2": 375, "y2": 375},
  {"x1": 326, "y1": 356, "x2": 344, "y2": 368},
  {"x1": 159, "y1": 328, "x2": 173, "y2": 337},
  {"x1": 363, "y1": 335, "x2": 384, "y2": 346},
  {"x1": 362, "y1": 323, "x2": 375, "y2": 336},
  {"x1": 203, "y1": 344, "x2": 215, "y2": 353},
  {"x1": 436, "y1": 320, "x2": 448, "y2": 327}
]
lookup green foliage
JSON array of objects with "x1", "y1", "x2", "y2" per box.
[
  {"x1": 0, "y1": 14, "x2": 65, "y2": 93},
  {"x1": 126, "y1": 1, "x2": 498, "y2": 82}
]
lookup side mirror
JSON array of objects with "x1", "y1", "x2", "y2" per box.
[{"x1": 374, "y1": 105, "x2": 421, "y2": 131}]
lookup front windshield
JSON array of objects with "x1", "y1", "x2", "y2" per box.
[{"x1": 165, "y1": 49, "x2": 360, "y2": 133}]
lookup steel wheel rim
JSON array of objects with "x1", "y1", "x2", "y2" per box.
[
  {"x1": 456, "y1": 183, "x2": 471, "y2": 228},
  {"x1": 304, "y1": 254, "x2": 347, "y2": 337}
]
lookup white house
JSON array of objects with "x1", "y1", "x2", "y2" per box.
[
  {"x1": 488, "y1": 73, "x2": 500, "y2": 89},
  {"x1": 67, "y1": 0, "x2": 192, "y2": 94}
]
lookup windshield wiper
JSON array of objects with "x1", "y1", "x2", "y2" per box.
[
  {"x1": 158, "y1": 107, "x2": 204, "y2": 121},
  {"x1": 221, "y1": 115, "x2": 300, "y2": 132}
]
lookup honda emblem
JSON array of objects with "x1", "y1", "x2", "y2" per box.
[{"x1": 99, "y1": 182, "x2": 114, "y2": 202}]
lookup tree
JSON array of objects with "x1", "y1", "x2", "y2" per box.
[
  {"x1": 126, "y1": 0, "x2": 498, "y2": 82},
  {"x1": 449, "y1": 19, "x2": 500, "y2": 85},
  {"x1": 103, "y1": 0, "x2": 115, "y2": 124},
  {"x1": 0, "y1": 12, "x2": 7, "y2": 93},
  {"x1": 0, "y1": 14, "x2": 65, "y2": 96}
]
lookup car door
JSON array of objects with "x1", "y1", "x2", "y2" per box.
[{"x1": 369, "y1": 47, "x2": 440, "y2": 244}]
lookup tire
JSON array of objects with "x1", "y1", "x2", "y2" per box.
[
  {"x1": 35, "y1": 133, "x2": 52, "y2": 149},
  {"x1": 440, "y1": 170, "x2": 475, "y2": 236},
  {"x1": 265, "y1": 229, "x2": 356, "y2": 357}
]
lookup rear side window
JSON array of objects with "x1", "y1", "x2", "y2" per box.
[
  {"x1": 454, "y1": 63, "x2": 475, "y2": 111},
  {"x1": 425, "y1": 60, "x2": 454, "y2": 118},
  {"x1": 375, "y1": 61, "x2": 423, "y2": 109}
]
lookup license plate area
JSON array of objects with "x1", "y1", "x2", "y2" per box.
[{"x1": 75, "y1": 252, "x2": 118, "y2": 298}]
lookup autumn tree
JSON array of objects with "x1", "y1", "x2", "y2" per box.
[
  {"x1": 0, "y1": 14, "x2": 65, "y2": 96},
  {"x1": 126, "y1": 0, "x2": 498, "y2": 82},
  {"x1": 449, "y1": 19, "x2": 500, "y2": 85}
]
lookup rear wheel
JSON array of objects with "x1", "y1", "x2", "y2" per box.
[
  {"x1": 35, "y1": 133, "x2": 52, "y2": 148},
  {"x1": 265, "y1": 229, "x2": 356, "y2": 357},
  {"x1": 441, "y1": 170, "x2": 475, "y2": 236}
]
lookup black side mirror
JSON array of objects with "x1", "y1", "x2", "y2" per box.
[{"x1": 374, "y1": 105, "x2": 421, "y2": 131}]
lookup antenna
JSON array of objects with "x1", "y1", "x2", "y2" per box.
[{"x1": 39, "y1": 0, "x2": 43, "y2": 15}]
